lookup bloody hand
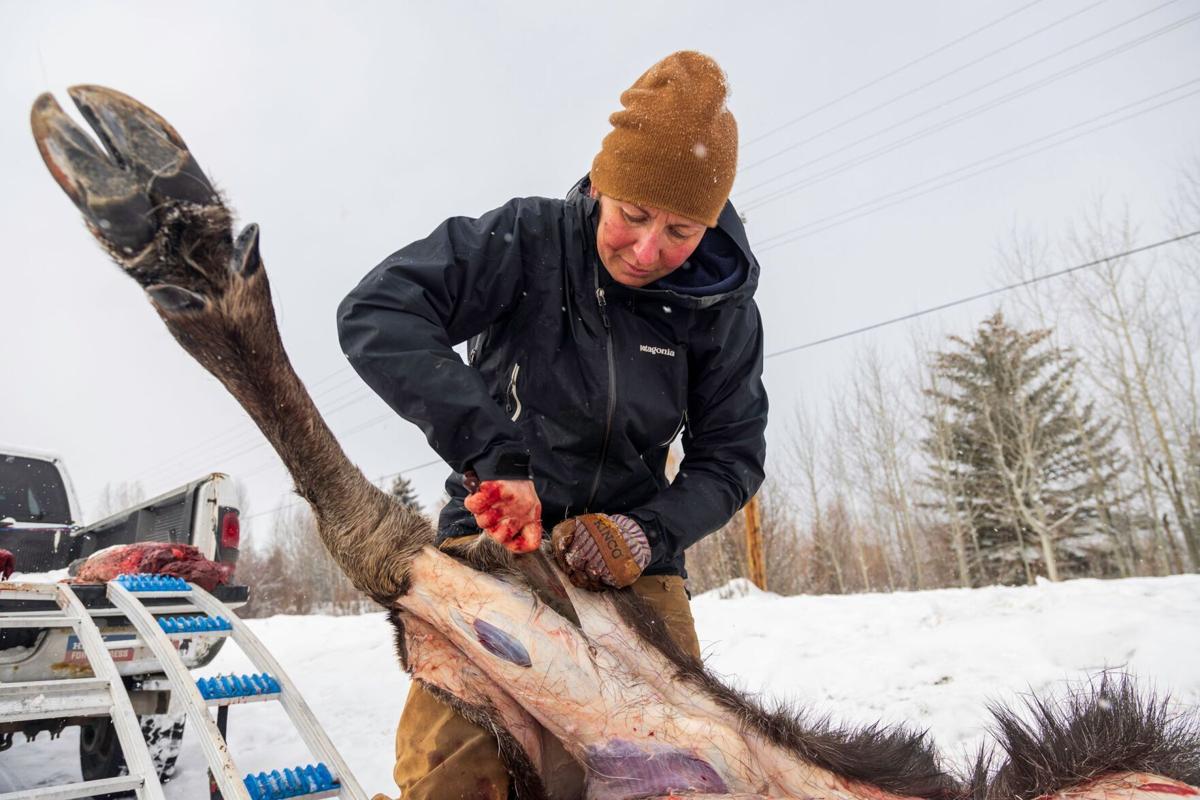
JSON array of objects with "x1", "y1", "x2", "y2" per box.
[{"x1": 464, "y1": 478, "x2": 543, "y2": 553}]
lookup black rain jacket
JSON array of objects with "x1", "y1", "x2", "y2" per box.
[{"x1": 337, "y1": 176, "x2": 767, "y2": 577}]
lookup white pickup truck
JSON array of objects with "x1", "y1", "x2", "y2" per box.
[{"x1": 0, "y1": 444, "x2": 249, "y2": 784}]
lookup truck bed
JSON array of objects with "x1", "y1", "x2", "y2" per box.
[{"x1": 0, "y1": 582, "x2": 249, "y2": 683}]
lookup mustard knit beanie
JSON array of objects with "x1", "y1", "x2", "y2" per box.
[{"x1": 590, "y1": 50, "x2": 738, "y2": 228}]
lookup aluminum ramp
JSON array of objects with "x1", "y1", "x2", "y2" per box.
[
  {"x1": 106, "y1": 575, "x2": 365, "y2": 800},
  {"x1": 0, "y1": 581, "x2": 167, "y2": 800}
]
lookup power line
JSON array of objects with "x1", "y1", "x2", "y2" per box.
[
  {"x1": 752, "y1": 81, "x2": 1200, "y2": 252},
  {"x1": 127, "y1": 7, "x2": 1190, "y2": 490},
  {"x1": 743, "y1": 0, "x2": 1052, "y2": 148},
  {"x1": 235, "y1": 412, "x2": 399, "y2": 482},
  {"x1": 763, "y1": 230, "x2": 1200, "y2": 361},
  {"x1": 741, "y1": 0, "x2": 1114, "y2": 170},
  {"x1": 127, "y1": 364, "x2": 356, "y2": 483},
  {"x1": 133, "y1": 370, "x2": 372, "y2": 489},
  {"x1": 738, "y1": 2, "x2": 1194, "y2": 207},
  {"x1": 241, "y1": 458, "x2": 445, "y2": 522}
]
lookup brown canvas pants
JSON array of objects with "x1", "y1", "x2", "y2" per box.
[{"x1": 388, "y1": 573, "x2": 701, "y2": 800}]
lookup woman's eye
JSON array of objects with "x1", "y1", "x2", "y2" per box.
[{"x1": 621, "y1": 211, "x2": 646, "y2": 225}]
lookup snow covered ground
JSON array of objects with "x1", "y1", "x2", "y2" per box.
[{"x1": 3, "y1": 574, "x2": 1198, "y2": 796}]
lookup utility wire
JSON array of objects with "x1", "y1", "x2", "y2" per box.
[
  {"x1": 128, "y1": 4, "x2": 1183, "y2": 488},
  {"x1": 743, "y1": 0, "x2": 1052, "y2": 147},
  {"x1": 738, "y1": 0, "x2": 1187, "y2": 191},
  {"x1": 742, "y1": 0, "x2": 1114, "y2": 169},
  {"x1": 235, "y1": 411, "x2": 400, "y2": 482},
  {"x1": 140, "y1": 61, "x2": 1196, "y2": 494},
  {"x1": 754, "y1": 81, "x2": 1200, "y2": 251},
  {"x1": 242, "y1": 458, "x2": 445, "y2": 522},
  {"x1": 132, "y1": 6, "x2": 1195, "y2": 502},
  {"x1": 127, "y1": 364, "x2": 356, "y2": 483},
  {"x1": 157, "y1": 399, "x2": 391, "y2": 487},
  {"x1": 763, "y1": 230, "x2": 1200, "y2": 360},
  {"x1": 183, "y1": 69, "x2": 1199, "y2": 501}
]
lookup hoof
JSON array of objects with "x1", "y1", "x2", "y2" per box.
[{"x1": 31, "y1": 85, "x2": 219, "y2": 255}]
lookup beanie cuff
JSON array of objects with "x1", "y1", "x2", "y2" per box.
[
  {"x1": 590, "y1": 50, "x2": 737, "y2": 229},
  {"x1": 591, "y1": 156, "x2": 731, "y2": 228}
]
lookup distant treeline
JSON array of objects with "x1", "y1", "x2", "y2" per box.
[{"x1": 689, "y1": 167, "x2": 1200, "y2": 595}]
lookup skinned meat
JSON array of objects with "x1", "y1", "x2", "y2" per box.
[{"x1": 70, "y1": 542, "x2": 231, "y2": 590}]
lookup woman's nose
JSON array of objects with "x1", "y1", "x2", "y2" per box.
[{"x1": 631, "y1": 232, "x2": 660, "y2": 265}]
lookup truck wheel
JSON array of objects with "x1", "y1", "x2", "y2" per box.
[
  {"x1": 80, "y1": 712, "x2": 186, "y2": 790},
  {"x1": 79, "y1": 717, "x2": 125, "y2": 785}
]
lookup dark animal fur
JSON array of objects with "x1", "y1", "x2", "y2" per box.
[{"x1": 968, "y1": 674, "x2": 1200, "y2": 800}]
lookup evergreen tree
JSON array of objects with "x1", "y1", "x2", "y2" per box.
[
  {"x1": 924, "y1": 313, "x2": 1125, "y2": 584},
  {"x1": 388, "y1": 475, "x2": 422, "y2": 513}
]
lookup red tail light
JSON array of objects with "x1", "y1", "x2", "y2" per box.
[{"x1": 219, "y1": 508, "x2": 241, "y2": 550}]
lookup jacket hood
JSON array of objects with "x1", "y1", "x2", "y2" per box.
[{"x1": 567, "y1": 175, "x2": 759, "y2": 310}]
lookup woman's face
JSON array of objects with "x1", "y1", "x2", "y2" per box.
[{"x1": 593, "y1": 193, "x2": 707, "y2": 288}]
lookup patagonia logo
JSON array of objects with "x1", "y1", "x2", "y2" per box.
[{"x1": 639, "y1": 344, "x2": 676, "y2": 358}]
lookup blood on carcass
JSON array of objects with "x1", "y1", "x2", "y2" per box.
[{"x1": 69, "y1": 542, "x2": 232, "y2": 590}]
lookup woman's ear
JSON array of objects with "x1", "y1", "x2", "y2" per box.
[{"x1": 588, "y1": 185, "x2": 600, "y2": 199}]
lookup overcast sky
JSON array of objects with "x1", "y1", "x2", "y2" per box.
[{"x1": 2, "y1": 1, "x2": 1197, "y2": 538}]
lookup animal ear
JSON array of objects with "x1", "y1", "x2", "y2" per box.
[
  {"x1": 231, "y1": 223, "x2": 262, "y2": 277},
  {"x1": 147, "y1": 284, "x2": 206, "y2": 312}
]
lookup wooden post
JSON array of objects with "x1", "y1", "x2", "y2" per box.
[{"x1": 743, "y1": 494, "x2": 767, "y2": 591}]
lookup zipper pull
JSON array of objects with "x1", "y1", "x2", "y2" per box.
[{"x1": 595, "y1": 287, "x2": 611, "y2": 329}]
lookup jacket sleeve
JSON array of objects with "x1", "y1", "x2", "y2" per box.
[
  {"x1": 337, "y1": 198, "x2": 551, "y2": 479},
  {"x1": 628, "y1": 301, "x2": 768, "y2": 561}
]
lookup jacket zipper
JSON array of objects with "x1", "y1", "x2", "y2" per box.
[
  {"x1": 586, "y1": 278, "x2": 616, "y2": 511},
  {"x1": 656, "y1": 411, "x2": 687, "y2": 449},
  {"x1": 506, "y1": 363, "x2": 523, "y2": 421}
]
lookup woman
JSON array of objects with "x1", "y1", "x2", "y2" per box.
[{"x1": 338, "y1": 50, "x2": 768, "y2": 799}]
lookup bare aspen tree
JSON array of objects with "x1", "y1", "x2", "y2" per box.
[
  {"x1": 236, "y1": 504, "x2": 371, "y2": 616},
  {"x1": 833, "y1": 398, "x2": 897, "y2": 591},
  {"x1": 759, "y1": 483, "x2": 807, "y2": 595},
  {"x1": 996, "y1": 185, "x2": 1199, "y2": 576},
  {"x1": 93, "y1": 480, "x2": 147, "y2": 520},
  {"x1": 685, "y1": 506, "x2": 747, "y2": 594},
  {"x1": 783, "y1": 405, "x2": 846, "y2": 593},
  {"x1": 996, "y1": 230, "x2": 1135, "y2": 576},
  {"x1": 685, "y1": 480, "x2": 802, "y2": 595},
  {"x1": 921, "y1": 368, "x2": 974, "y2": 587},
  {"x1": 823, "y1": 405, "x2": 875, "y2": 591},
  {"x1": 847, "y1": 348, "x2": 925, "y2": 589},
  {"x1": 1062, "y1": 204, "x2": 1197, "y2": 571}
]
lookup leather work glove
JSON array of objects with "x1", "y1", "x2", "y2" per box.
[
  {"x1": 464, "y1": 477, "x2": 543, "y2": 554},
  {"x1": 551, "y1": 513, "x2": 651, "y2": 591}
]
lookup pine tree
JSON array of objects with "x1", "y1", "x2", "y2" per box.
[
  {"x1": 923, "y1": 313, "x2": 1125, "y2": 584},
  {"x1": 388, "y1": 475, "x2": 422, "y2": 513}
]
